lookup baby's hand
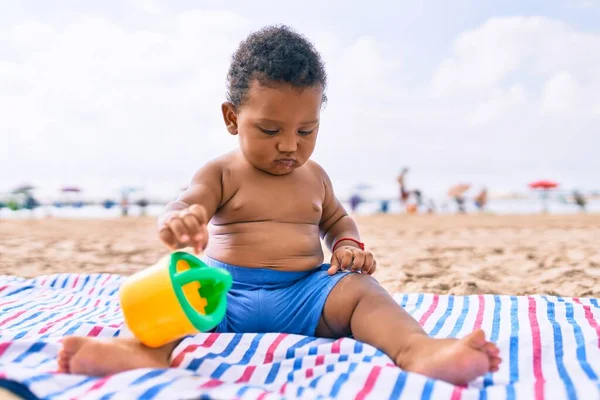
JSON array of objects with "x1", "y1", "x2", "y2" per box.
[
  {"x1": 158, "y1": 204, "x2": 209, "y2": 254},
  {"x1": 328, "y1": 246, "x2": 376, "y2": 275}
]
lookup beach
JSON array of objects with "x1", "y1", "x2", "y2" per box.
[{"x1": 1, "y1": 214, "x2": 599, "y2": 297}]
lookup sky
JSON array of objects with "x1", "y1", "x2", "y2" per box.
[{"x1": 1, "y1": 0, "x2": 599, "y2": 201}]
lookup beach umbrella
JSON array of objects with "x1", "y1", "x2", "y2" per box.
[
  {"x1": 61, "y1": 186, "x2": 82, "y2": 193},
  {"x1": 528, "y1": 180, "x2": 559, "y2": 213},
  {"x1": 447, "y1": 184, "x2": 471, "y2": 198},
  {"x1": 12, "y1": 184, "x2": 35, "y2": 194}
]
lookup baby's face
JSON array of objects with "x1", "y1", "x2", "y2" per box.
[{"x1": 235, "y1": 81, "x2": 322, "y2": 176}]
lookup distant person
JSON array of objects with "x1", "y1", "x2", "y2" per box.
[
  {"x1": 379, "y1": 199, "x2": 389, "y2": 214},
  {"x1": 474, "y1": 189, "x2": 488, "y2": 212},
  {"x1": 120, "y1": 194, "x2": 129, "y2": 217},
  {"x1": 397, "y1": 167, "x2": 410, "y2": 204},
  {"x1": 573, "y1": 190, "x2": 587, "y2": 212},
  {"x1": 349, "y1": 193, "x2": 363, "y2": 213},
  {"x1": 455, "y1": 196, "x2": 466, "y2": 213},
  {"x1": 137, "y1": 198, "x2": 149, "y2": 217}
]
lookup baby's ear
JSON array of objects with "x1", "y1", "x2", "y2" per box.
[{"x1": 221, "y1": 102, "x2": 239, "y2": 135}]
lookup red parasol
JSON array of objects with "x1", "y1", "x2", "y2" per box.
[
  {"x1": 528, "y1": 180, "x2": 559, "y2": 213},
  {"x1": 61, "y1": 186, "x2": 82, "y2": 193},
  {"x1": 529, "y1": 180, "x2": 559, "y2": 190}
]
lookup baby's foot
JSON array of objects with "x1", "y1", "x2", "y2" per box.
[
  {"x1": 396, "y1": 329, "x2": 501, "y2": 385},
  {"x1": 57, "y1": 337, "x2": 170, "y2": 376}
]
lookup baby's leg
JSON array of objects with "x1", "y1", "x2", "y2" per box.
[
  {"x1": 316, "y1": 274, "x2": 501, "y2": 385},
  {"x1": 58, "y1": 337, "x2": 178, "y2": 376}
]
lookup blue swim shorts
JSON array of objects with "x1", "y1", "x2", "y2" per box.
[{"x1": 202, "y1": 257, "x2": 350, "y2": 336}]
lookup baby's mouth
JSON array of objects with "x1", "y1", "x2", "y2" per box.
[{"x1": 274, "y1": 159, "x2": 296, "y2": 168}]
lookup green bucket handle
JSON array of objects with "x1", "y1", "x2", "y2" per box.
[{"x1": 168, "y1": 252, "x2": 232, "y2": 332}]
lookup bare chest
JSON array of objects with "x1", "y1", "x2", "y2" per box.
[{"x1": 213, "y1": 171, "x2": 325, "y2": 225}]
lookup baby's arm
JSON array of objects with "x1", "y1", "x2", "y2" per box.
[
  {"x1": 317, "y1": 166, "x2": 376, "y2": 274},
  {"x1": 158, "y1": 160, "x2": 223, "y2": 253}
]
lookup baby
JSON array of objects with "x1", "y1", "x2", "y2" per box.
[{"x1": 58, "y1": 25, "x2": 501, "y2": 385}]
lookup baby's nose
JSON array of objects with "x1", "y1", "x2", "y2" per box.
[{"x1": 277, "y1": 136, "x2": 298, "y2": 153}]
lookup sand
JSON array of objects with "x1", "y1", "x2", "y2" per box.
[{"x1": 1, "y1": 214, "x2": 599, "y2": 297}]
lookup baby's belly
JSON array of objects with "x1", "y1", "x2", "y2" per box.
[{"x1": 204, "y1": 221, "x2": 325, "y2": 271}]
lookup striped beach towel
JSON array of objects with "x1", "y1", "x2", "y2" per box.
[{"x1": 0, "y1": 274, "x2": 599, "y2": 399}]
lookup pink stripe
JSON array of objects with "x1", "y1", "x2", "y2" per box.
[
  {"x1": 279, "y1": 382, "x2": 288, "y2": 395},
  {"x1": 316, "y1": 354, "x2": 325, "y2": 366},
  {"x1": 450, "y1": 386, "x2": 464, "y2": 400},
  {"x1": 419, "y1": 295, "x2": 440, "y2": 326},
  {"x1": 264, "y1": 333, "x2": 287, "y2": 363},
  {"x1": 235, "y1": 365, "x2": 256, "y2": 383},
  {"x1": 72, "y1": 275, "x2": 80, "y2": 289},
  {"x1": 473, "y1": 295, "x2": 485, "y2": 330},
  {"x1": 528, "y1": 297, "x2": 544, "y2": 400},
  {"x1": 0, "y1": 285, "x2": 7, "y2": 293},
  {"x1": 305, "y1": 368, "x2": 314, "y2": 378},
  {"x1": 75, "y1": 376, "x2": 111, "y2": 399},
  {"x1": 256, "y1": 391, "x2": 272, "y2": 400},
  {"x1": 0, "y1": 310, "x2": 26, "y2": 327},
  {"x1": 39, "y1": 311, "x2": 79, "y2": 334},
  {"x1": 88, "y1": 326, "x2": 103, "y2": 337},
  {"x1": 354, "y1": 366, "x2": 381, "y2": 400},
  {"x1": 101, "y1": 275, "x2": 112, "y2": 286},
  {"x1": 93, "y1": 299, "x2": 101, "y2": 308},
  {"x1": 41, "y1": 295, "x2": 75, "y2": 311},
  {"x1": 573, "y1": 298, "x2": 600, "y2": 347},
  {"x1": 0, "y1": 342, "x2": 12, "y2": 357},
  {"x1": 331, "y1": 339, "x2": 342, "y2": 354},
  {"x1": 198, "y1": 378, "x2": 223, "y2": 389},
  {"x1": 172, "y1": 333, "x2": 219, "y2": 367}
]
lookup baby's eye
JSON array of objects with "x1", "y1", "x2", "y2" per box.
[
  {"x1": 259, "y1": 128, "x2": 279, "y2": 135},
  {"x1": 298, "y1": 130, "x2": 313, "y2": 136}
]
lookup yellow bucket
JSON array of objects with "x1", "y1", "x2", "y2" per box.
[{"x1": 119, "y1": 251, "x2": 232, "y2": 348}]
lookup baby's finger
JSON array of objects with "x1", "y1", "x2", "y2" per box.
[
  {"x1": 167, "y1": 217, "x2": 190, "y2": 245},
  {"x1": 351, "y1": 251, "x2": 365, "y2": 272},
  {"x1": 158, "y1": 228, "x2": 178, "y2": 249},
  {"x1": 362, "y1": 252, "x2": 374, "y2": 274},
  {"x1": 328, "y1": 254, "x2": 341, "y2": 275},
  {"x1": 365, "y1": 260, "x2": 377, "y2": 275},
  {"x1": 182, "y1": 213, "x2": 202, "y2": 241},
  {"x1": 338, "y1": 249, "x2": 354, "y2": 271}
]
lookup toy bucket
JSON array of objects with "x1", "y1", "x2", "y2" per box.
[{"x1": 119, "y1": 251, "x2": 232, "y2": 348}]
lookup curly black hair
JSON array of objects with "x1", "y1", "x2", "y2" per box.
[{"x1": 226, "y1": 25, "x2": 327, "y2": 109}]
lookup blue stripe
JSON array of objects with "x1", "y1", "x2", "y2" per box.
[
  {"x1": 45, "y1": 376, "x2": 95, "y2": 398},
  {"x1": 187, "y1": 334, "x2": 243, "y2": 371},
  {"x1": 50, "y1": 275, "x2": 59, "y2": 287},
  {"x1": 420, "y1": 379, "x2": 435, "y2": 400},
  {"x1": 15, "y1": 312, "x2": 60, "y2": 331},
  {"x1": 60, "y1": 276, "x2": 68, "y2": 288},
  {"x1": 131, "y1": 369, "x2": 167, "y2": 385},
  {"x1": 13, "y1": 342, "x2": 46, "y2": 363},
  {"x1": 80, "y1": 275, "x2": 91, "y2": 290},
  {"x1": 562, "y1": 299, "x2": 599, "y2": 382},
  {"x1": 21, "y1": 373, "x2": 52, "y2": 386},
  {"x1": 265, "y1": 361, "x2": 281, "y2": 384},
  {"x1": 353, "y1": 341, "x2": 363, "y2": 354},
  {"x1": 329, "y1": 363, "x2": 357, "y2": 397},
  {"x1": 483, "y1": 296, "x2": 502, "y2": 387},
  {"x1": 235, "y1": 386, "x2": 251, "y2": 397},
  {"x1": 399, "y1": 294, "x2": 409, "y2": 308},
  {"x1": 448, "y1": 297, "x2": 470, "y2": 338},
  {"x1": 138, "y1": 378, "x2": 180, "y2": 400},
  {"x1": 390, "y1": 372, "x2": 408, "y2": 399},
  {"x1": 407, "y1": 293, "x2": 424, "y2": 316},
  {"x1": 506, "y1": 296, "x2": 519, "y2": 400},
  {"x1": 590, "y1": 299, "x2": 599, "y2": 308},
  {"x1": 285, "y1": 337, "x2": 319, "y2": 359},
  {"x1": 210, "y1": 334, "x2": 262, "y2": 378},
  {"x1": 3, "y1": 286, "x2": 34, "y2": 297},
  {"x1": 545, "y1": 296, "x2": 577, "y2": 400},
  {"x1": 429, "y1": 297, "x2": 454, "y2": 336}
]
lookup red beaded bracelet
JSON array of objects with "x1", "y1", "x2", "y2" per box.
[{"x1": 332, "y1": 237, "x2": 365, "y2": 252}]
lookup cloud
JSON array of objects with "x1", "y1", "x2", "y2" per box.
[{"x1": 1, "y1": 11, "x2": 599, "y2": 199}]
